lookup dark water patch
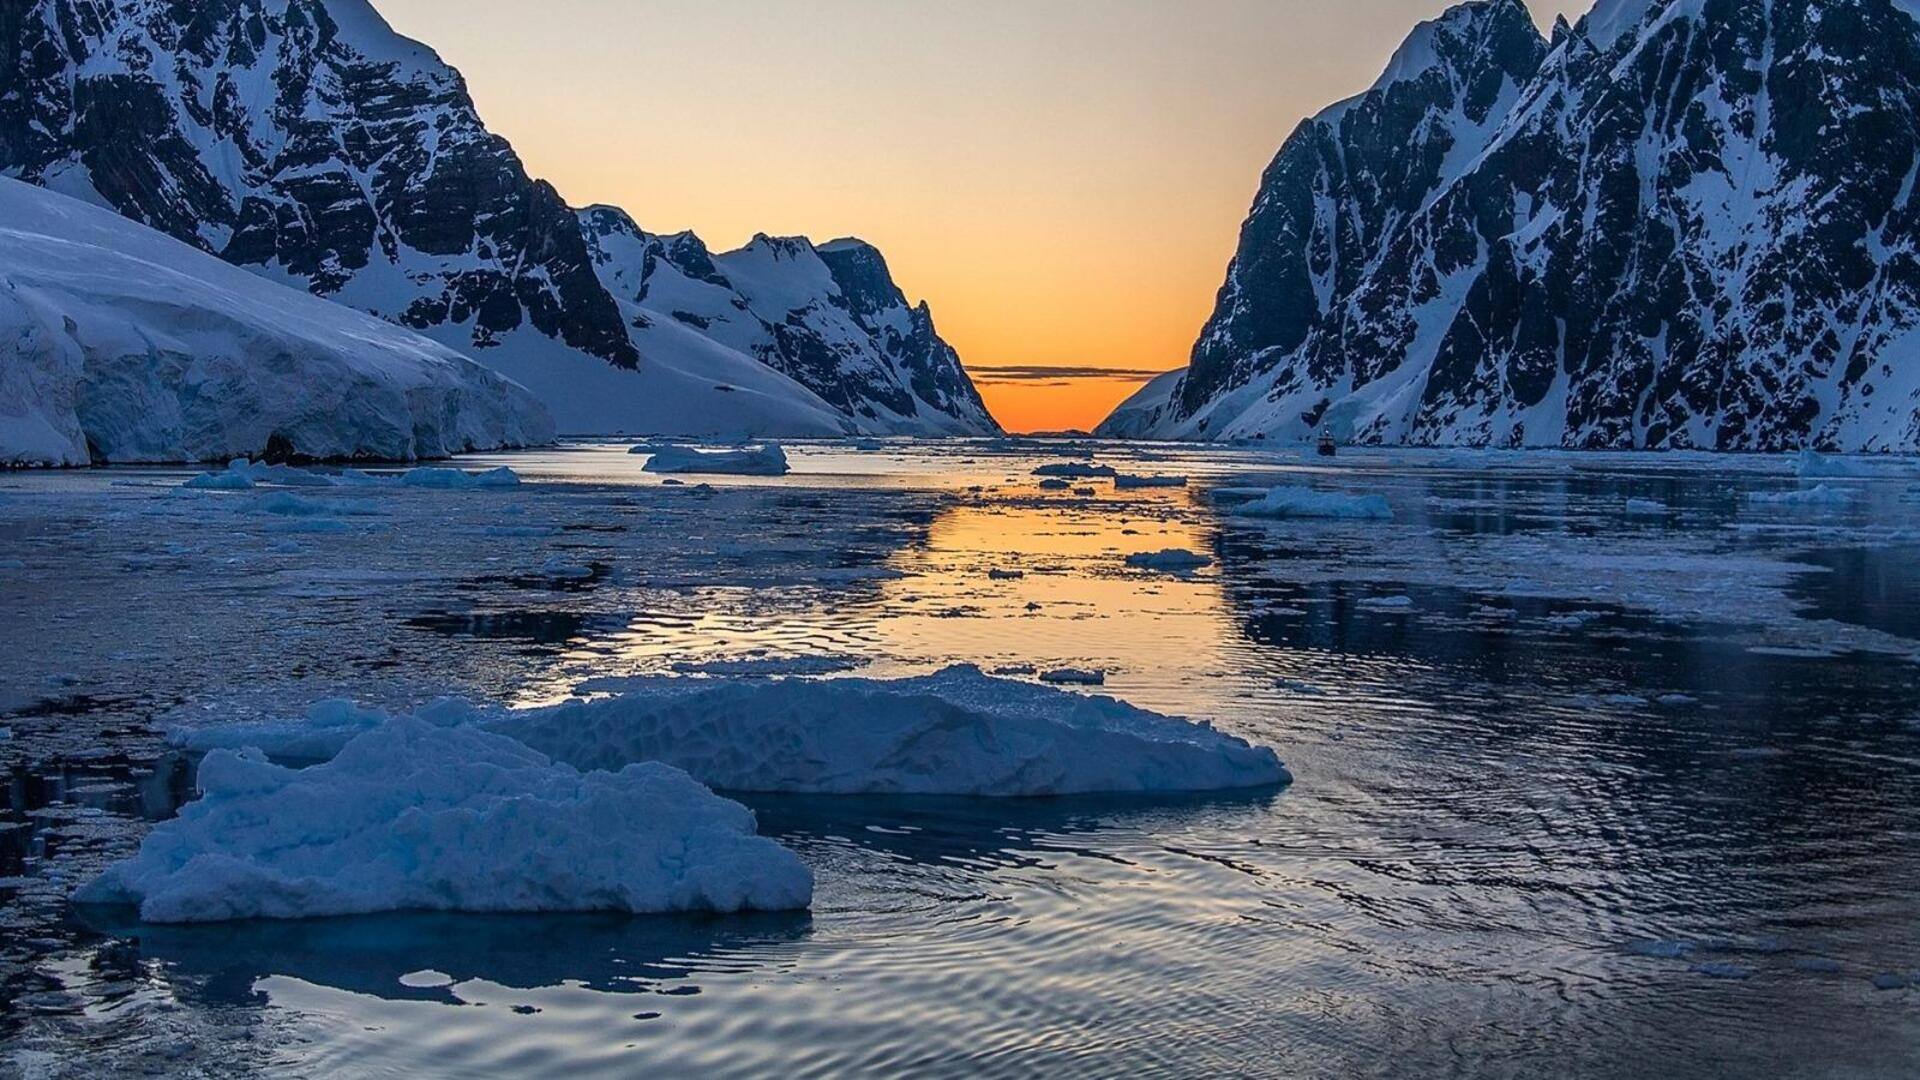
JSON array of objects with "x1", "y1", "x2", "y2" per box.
[
  {"x1": 1790, "y1": 545, "x2": 1920, "y2": 640},
  {"x1": 402, "y1": 609, "x2": 603, "y2": 646},
  {"x1": 71, "y1": 908, "x2": 814, "y2": 1008}
]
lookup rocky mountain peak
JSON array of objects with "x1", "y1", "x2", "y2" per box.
[{"x1": 1107, "y1": 0, "x2": 1920, "y2": 451}]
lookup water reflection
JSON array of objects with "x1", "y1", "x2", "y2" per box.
[
  {"x1": 5, "y1": 444, "x2": 1920, "y2": 1077},
  {"x1": 75, "y1": 908, "x2": 814, "y2": 1006}
]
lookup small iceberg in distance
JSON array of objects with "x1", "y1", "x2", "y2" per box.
[
  {"x1": 1125, "y1": 548, "x2": 1212, "y2": 572},
  {"x1": 82, "y1": 719, "x2": 811, "y2": 923},
  {"x1": 1222, "y1": 485, "x2": 1394, "y2": 521},
  {"x1": 1032, "y1": 462, "x2": 1117, "y2": 478},
  {"x1": 1113, "y1": 473, "x2": 1189, "y2": 489},
  {"x1": 641, "y1": 444, "x2": 790, "y2": 476}
]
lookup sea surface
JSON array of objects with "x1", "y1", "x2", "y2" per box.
[{"x1": 2, "y1": 440, "x2": 1917, "y2": 1078}]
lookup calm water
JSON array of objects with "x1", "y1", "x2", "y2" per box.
[{"x1": 2, "y1": 441, "x2": 1918, "y2": 1077}]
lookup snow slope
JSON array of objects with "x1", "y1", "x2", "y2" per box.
[
  {"x1": 1105, "y1": 0, "x2": 1920, "y2": 451},
  {"x1": 82, "y1": 718, "x2": 812, "y2": 922},
  {"x1": 0, "y1": 178, "x2": 551, "y2": 466},
  {"x1": 0, "y1": 0, "x2": 998, "y2": 438}
]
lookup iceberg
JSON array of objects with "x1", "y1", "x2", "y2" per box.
[
  {"x1": 1032, "y1": 462, "x2": 1117, "y2": 478},
  {"x1": 1225, "y1": 485, "x2": 1395, "y2": 521},
  {"x1": 1747, "y1": 484, "x2": 1853, "y2": 507},
  {"x1": 1125, "y1": 549, "x2": 1213, "y2": 571},
  {"x1": 399, "y1": 466, "x2": 522, "y2": 489},
  {"x1": 1113, "y1": 474, "x2": 1189, "y2": 489},
  {"x1": 490, "y1": 665, "x2": 1286, "y2": 796},
  {"x1": 642, "y1": 444, "x2": 790, "y2": 476},
  {"x1": 187, "y1": 458, "x2": 349, "y2": 490},
  {"x1": 87, "y1": 719, "x2": 811, "y2": 922}
]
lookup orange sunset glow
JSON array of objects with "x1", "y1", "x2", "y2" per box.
[{"x1": 376, "y1": 0, "x2": 1572, "y2": 432}]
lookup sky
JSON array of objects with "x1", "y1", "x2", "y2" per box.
[{"x1": 377, "y1": 0, "x2": 1571, "y2": 432}]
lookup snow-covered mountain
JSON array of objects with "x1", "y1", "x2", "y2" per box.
[
  {"x1": 0, "y1": 0, "x2": 998, "y2": 438},
  {"x1": 0, "y1": 176, "x2": 551, "y2": 467},
  {"x1": 577, "y1": 211, "x2": 995, "y2": 435},
  {"x1": 1101, "y1": 0, "x2": 1920, "y2": 451}
]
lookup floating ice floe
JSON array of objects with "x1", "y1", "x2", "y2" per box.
[
  {"x1": 1037, "y1": 478, "x2": 1071, "y2": 490},
  {"x1": 1624, "y1": 497, "x2": 1667, "y2": 516},
  {"x1": 988, "y1": 568, "x2": 1026, "y2": 580},
  {"x1": 490, "y1": 665, "x2": 1285, "y2": 796},
  {"x1": 248, "y1": 492, "x2": 384, "y2": 518},
  {"x1": 181, "y1": 459, "x2": 353, "y2": 491},
  {"x1": 538, "y1": 556, "x2": 594, "y2": 580},
  {"x1": 1032, "y1": 462, "x2": 1117, "y2": 478},
  {"x1": 1113, "y1": 474, "x2": 1188, "y2": 489},
  {"x1": 1746, "y1": 484, "x2": 1851, "y2": 507},
  {"x1": 169, "y1": 698, "x2": 477, "y2": 762},
  {"x1": 1358, "y1": 594, "x2": 1414, "y2": 610},
  {"x1": 398, "y1": 466, "x2": 521, "y2": 489},
  {"x1": 83, "y1": 719, "x2": 811, "y2": 922},
  {"x1": 642, "y1": 444, "x2": 789, "y2": 476},
  {"x1": 1223, "y1": 486, "x2": 1394, "y2": 521},
  {"x1": 1125, "y1": 549, "x2": 1213, "y2": 572},
  {"x1": 1795, "y1": 449, "x2": 1907, "y2": 480}
]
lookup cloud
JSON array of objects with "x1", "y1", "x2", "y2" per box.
[{"x1": 965, "y1": 364, "x2": 1179, "y2": 384}]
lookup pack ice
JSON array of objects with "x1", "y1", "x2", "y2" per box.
[
  {"x1": 0, "y1": 177, "x2": 553, "y2": 467},
  {"x1": 83, "y1": 719, "x2": 811, "y2": 922},
  {"x1": 489, "y1": 665, "x2": 1289, "y2": 796}
]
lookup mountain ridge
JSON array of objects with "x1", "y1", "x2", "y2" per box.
[
  {"x1": 1101, "y1": 0, "x2": 1920, "y2": 452},
  {"x1": 0, "y1": 0, "x2": 999, "y2": 437}
]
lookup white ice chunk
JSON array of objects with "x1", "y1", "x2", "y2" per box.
[
  {"x1": 1125, "y1": 548, "x2": 1213, "y2": 572},
  {"x1": 82, "y1": 719, "x2": 811, "y2": 922},
  {"x1": 399, "y1": 466, "x2": 522, "y2": 489},
  {"x1": 1747, "y1": 484, "x2": 1852, "y2": 507},
  {"x1": 1226, "y1": 485, "x2": 1394, "y2": 521},
  {"x1": 490, "y1": 665, "x2": 1286, "y2": 796},
  {"x1": 642, "y1": 444, "x2": 790, "y2": 476},
  {"x1": 1113, "y1": 474, "x2": 1189, "y2": 489},
  {"x1": 168, "y1": 698, "x2": 480, "y2": 763},
  {"x1": 1032, "y1": 462, "x2": 1117, "y2": 478},
  {"x1": 539, "y1": 556, "x2": 594, "y2": 580}
]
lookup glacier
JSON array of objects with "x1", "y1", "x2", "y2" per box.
[{"x1": 0, "y1": 178, "x2": 552, "y2": 467}]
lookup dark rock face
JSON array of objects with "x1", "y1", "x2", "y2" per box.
[
  {"x1": 1, "y1": 0, "x2": 636, "y2": 368},
  {"x1": 1117, "y1": 0, "x2": 1920, "y2": 451},
  {"x1": 1, "y1": 0, "x2": 997, "y2": 435}
]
